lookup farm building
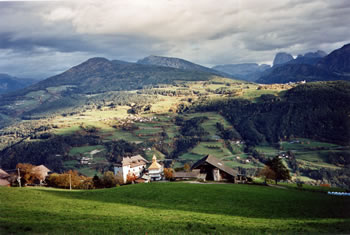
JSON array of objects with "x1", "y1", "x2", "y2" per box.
[
  {"x1": 148, "y1": 155, "x2": 164, "y2": 181},
  {"x1": 191, "y1": 155, "x2": 239, "y2": 182},
  {"x1": 0, "y1": 168, "x2": 9, "y2": 179},
  {"x1": 114, "y1": 155, "x2": 149, "y2": 184},
  {"x1": 0, "y1": 169, "x2": 10, "y2": 187},
  {"x1": 173, "y1": 169, "x2": 202, "y2": 181},
  {"x1": 32, "y1": 165, "x2": 51, "y2": 185}
]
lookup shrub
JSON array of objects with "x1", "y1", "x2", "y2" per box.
[
  {"x1": 164, "y1": 168, "x2": 174, "y2": 180},
  {"x1": 126, "y1": 173, "x2": 137, "y2": 184}
]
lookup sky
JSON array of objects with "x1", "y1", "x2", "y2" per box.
[{"x1": 0, "y1": 0, "x2": 350, "y2": 79}]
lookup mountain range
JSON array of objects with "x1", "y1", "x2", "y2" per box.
[
  {"x1": 0, "y1": 43, "x2": 349, "y2": 123},
  {"x1": 0, "y1": 57, "x2": 225, "y2": 126},
  {"x1": 29, "y1": 57, "x2": 218, "y2": 93},
  {"x1": 0, "y1": 74, "x2": 38, "y2": 94},
  {"x1": 257, "y1": 44, "x2": 350, "y2": 84},
  {"x1": 0, "y1": 44, "x2": 349, "y2": 188},
  {"x1": 212, "y1": 63, "x2": 271, "y2": 82}
]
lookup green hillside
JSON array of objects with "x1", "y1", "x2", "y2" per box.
[
  {"x1": 1, "y1": 80, "x2": 350, "y2": 187},
  {"x1": 1, "y1": 183, "x2": 349, "y2": 234},
  {"x1": 0, "y1": 58, "x2": 223, "y2": 126}
]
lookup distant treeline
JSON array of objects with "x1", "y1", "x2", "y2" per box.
[
  {"x1": 0, "y1": 131, "x2": 146, "y2": 173},
  {"x1": 192, "y1": 81, "x2": 350, "y2": 146},
  {"x1": 0, "y1": 133, "x2": 101, "y2": 172}
]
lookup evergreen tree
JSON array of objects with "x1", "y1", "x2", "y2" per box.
[{"x1": 266, "y1": 156, "x2": 291, "y2": 184}]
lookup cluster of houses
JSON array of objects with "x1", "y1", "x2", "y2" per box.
[
  {"x1": 1, "y1": 154, "x2": 249, "y2": 187},
  {"x1": 116, "y1": 115, "x2": 157, "y2": 126},
  {"x1": 114, "y1": 154, "x2": 249, "y2": 184},
  {"x1": 114, "y1": 155, "x2": 164, "y2": 184}
]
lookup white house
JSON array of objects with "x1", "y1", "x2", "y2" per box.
[
  {"x1": 148, "y1": 155, "x2": 163, "y2": 181},
  {"x1": 114, "y1": 155, "x2": 148, "y2": 184}
]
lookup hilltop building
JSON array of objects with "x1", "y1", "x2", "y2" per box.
[
  {"x1": 148, "y1": 155, "x2": 164, "y2": 181},
  {"x1": 114, "y1": 155, "x2": 148, "y2": 184}
]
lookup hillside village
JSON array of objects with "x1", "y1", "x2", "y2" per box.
[{"x1": 0, "y1": 153, "x2": 253, "y2": 188}]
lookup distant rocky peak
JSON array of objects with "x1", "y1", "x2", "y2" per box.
[
  {"x1": 273, "y1": 52, "x2": 294, "y2": 66},
  {"x1": 304, "y1": 50, "x2": 327, "y2": 58}
]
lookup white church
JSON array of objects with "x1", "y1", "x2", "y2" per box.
[
  {"x1": 114, "y1": 155, "x2": 148, "y2": 184},
  {"x1": 148, "y1": 155, "x2": 164, "y2": 181},
  {"x1": 114, "y1": 155, "x2": 164, "y2": 183}
]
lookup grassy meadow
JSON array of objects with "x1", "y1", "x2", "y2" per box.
[{"x1": 1, "y1": 183, "x2": 350, "y2": 234}]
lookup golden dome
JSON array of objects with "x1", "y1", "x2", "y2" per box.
[{"x1": 148, "y1": 155, "x2": 162, "y2": 170}]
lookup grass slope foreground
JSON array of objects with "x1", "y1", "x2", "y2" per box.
[{"x1": 1, "y1": 183, "x2": 350, "y2": 234}]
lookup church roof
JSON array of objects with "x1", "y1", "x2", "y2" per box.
[{"x1": 148, "y1": 155, "x2": 162, "y2": 170}]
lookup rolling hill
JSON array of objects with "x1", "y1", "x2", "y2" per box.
[
  {"x1": 26, "y1": 57, "x2": 220, "y2": 93},
  {"x1": 0, "y1": 77, "x2": 349, "y2": 188},
  {"x1": 1, "y1": 183, "x2": 349, "y2": 234},
  {"x1": 0, "y1": 53, "x2": 349, "y2": 188},
  {"x1": 0, "y1": 57, "x2": 222, "y2": 124}
]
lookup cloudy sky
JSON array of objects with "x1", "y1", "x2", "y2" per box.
[{"x1": 1, "y1": 0, "x2": 350, "y2": 79}]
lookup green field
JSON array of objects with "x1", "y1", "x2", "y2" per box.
[
  {"x1": 69, "y1": 145, "x2": 105, "y2": 156},
  {"x1": 1, "y1": 183, "x2": 350, "y2": 234}
]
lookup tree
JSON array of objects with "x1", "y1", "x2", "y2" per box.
[
  {"x1": 164, "y1": 168, "x2": 174, "y2": 180},
  {"x1": 93, "y1": 174, "x2": 102, "y2": 188},
  {"x1": 183, "y1": 163, "x2": 191, "y2": 172},
  {"x1": 266, "y1": 156, "x2": 291, "y2": 184},
  {"x1": 47, "y1": 170, "x2": 82, "y2": 189},
  {"x1": 16, "y1": 163, "x2": 41, "y2": 185},
  {"x1": 126, "y1": 172, "x2": 137, "y2": 184},
  {"x1": 258, "y1": 165, "x2": 276, "y2": 184},
  {"x1": 101, "y1": 171, "x2": 118, "y2": 187}
]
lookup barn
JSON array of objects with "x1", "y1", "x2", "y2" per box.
[
  {"x1": 191, "y1": 155, "x2": 239, "y2": 182},
  {"x1": 0, "y1": 169, "x2": 10, "y2": 187}
]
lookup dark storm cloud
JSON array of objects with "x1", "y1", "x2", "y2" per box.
[{"x1": 0, "y1": 0, "x2": 349, "y2": 78}]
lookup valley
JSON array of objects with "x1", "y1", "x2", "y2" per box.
[
  {"x1": 1, "y1": 74, "x2": 349, "y2": 188},
  {"x1": 1, "y1": 1, "x2": 350, "y2": 234}
]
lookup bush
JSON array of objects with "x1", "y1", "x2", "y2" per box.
[
  {"x1": 47, "y1": 170, "x2": 87, "y2": 189},
  {"x1": 296, "y1": 181, "x2": 304, "y2": 189},
  {"x1": 101, "y1": 171, "x2": 119, "y2": 187},
  {"x1": 164, "y1": 168, "x2": 174, "y2": 180}
]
